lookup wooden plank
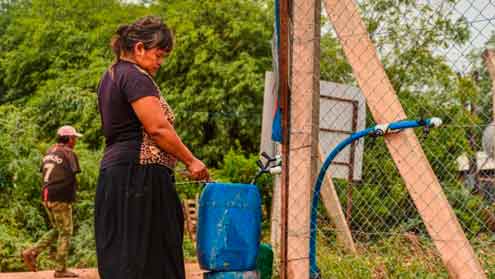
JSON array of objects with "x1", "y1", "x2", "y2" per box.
[
  {"x1": 183, "y1": 194, "x2": 199, "y2": 241},
  {"x1": 323, "y1": 1, "x2": 486, "y2": 278},
  {"x1": 482, "y1": 49, "x2": 495, "y2": 120},
  {"x1": 287, "y1": 1, "x2": 320, "y2": 278},
  {"x1": 318, "y1": 146, "x2": 357, "y2": 254}
]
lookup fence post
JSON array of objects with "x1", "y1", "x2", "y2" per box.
[
  {"x1": 322, "y1": 0, "x2": 486, "y2": 278},
  {"x1": 287, "y1": 0, "x2": 320, "y2": 278},
  {"x1": 318, "y1": 146, "x2": 357, "y2": 254}
]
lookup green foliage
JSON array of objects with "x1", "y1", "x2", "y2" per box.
[
  {"x1": 0, "y1": 105, "x2": 42, "y2": 195},
  {"x1": 0, "y1": 222, "x2": 31, "y2": 272},
  {"x1": 67, "y1": 219, "x2": 97, "y2": 268},
  {"x1": 447, "y1": 186, "x2": 487, "y2": 238},
  {"x1": 27, "y1": 84, "x2": 103, "y2": 149},
  {"x1": 182, "y1": 237, "x2": 196, "y2": 261},
  {"x1": 215, "y1": 149, "x2": 261, "y2": 183},
  {"x1": 158, "y1": 0, "x2": 272, "y2": 166},
  {"x1": 317, "y1": 234, "x2": 450, "y2": 278},
  {"x1": 0, "y1": 0, "x2": 151, "y2": 103}
]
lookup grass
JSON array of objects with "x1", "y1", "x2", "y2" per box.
[{"x1": 315, "y1": 233, "x2": 495, "y2": 279}]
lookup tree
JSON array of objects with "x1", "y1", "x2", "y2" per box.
[
  {"x1": 0, "y1": 0, "x2": 151, "y2": 104},
  {"x1": 157, "y1": 0, "x2": 272, "y2": 165}
]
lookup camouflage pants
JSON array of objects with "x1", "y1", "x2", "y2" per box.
[{"x1": 32, "y1": 201, "x2": 73, "y2": 272}]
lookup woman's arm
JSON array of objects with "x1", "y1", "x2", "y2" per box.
[{"x1": 131, "y1": 96, "x2": 209, "y2": 180}]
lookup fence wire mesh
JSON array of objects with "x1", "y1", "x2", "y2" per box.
[{"x1": 282, "y1": 0, "x2": 495, "y2": 278}]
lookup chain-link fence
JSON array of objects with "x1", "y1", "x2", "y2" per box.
[{"x1": 277, "y1": 0, "x2": 495, "y2": 278}]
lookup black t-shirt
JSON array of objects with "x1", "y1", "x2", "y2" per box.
[
  {"x1": 97, "y1": 61, "x2": 160, "y2": 169},
  {"x1": 41, "y1": 144, "x2": 81, "y2": 202}
]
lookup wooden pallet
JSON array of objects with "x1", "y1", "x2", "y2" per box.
[{"x1": 183, "y1": 194, "x2": 199, "y2": 241}]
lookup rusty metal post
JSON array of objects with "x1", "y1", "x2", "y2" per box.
[
  {"x1": 278, "y1": 1, "x2": 290, "y2": 278},
  {"x1": 345, "y1": 101, "x2": 359, "y2": 225}
]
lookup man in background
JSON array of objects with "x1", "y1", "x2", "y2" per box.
[{"x1": 22, "y1": 125, "x2": 82, "y2": 278}]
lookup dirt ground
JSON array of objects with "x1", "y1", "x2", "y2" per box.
[{"x1": 0, "y1": 263, "x2": 205, "y2": 279}]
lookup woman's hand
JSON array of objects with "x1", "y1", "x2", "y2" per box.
[
  {"x1": 186, "y1": 158, "x2": 210, "y2": 181},
  {"x1": 132, "y1": 96, "x2": 208, "y2": 178}
]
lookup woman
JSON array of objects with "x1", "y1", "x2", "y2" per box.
[{"x1": 95, "y1": 16, "x2": 209, "y2": 279}]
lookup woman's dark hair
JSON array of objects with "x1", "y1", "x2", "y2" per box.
[
  {"x1": 57, "y1": 135, "x2": 71, "y2": 144},
  {"x1": 111, "y1": 16, "x2": 174, "y2": 60}
]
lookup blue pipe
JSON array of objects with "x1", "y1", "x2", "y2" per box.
[{"x1": 309, "y1": 118, "x2": 442, "y2": 278}]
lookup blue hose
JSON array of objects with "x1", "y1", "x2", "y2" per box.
[{"x1": 309, "y1": 118, "x2": 442, "y2": 278}]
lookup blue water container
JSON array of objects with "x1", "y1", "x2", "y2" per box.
[
  {"x1": 204, "y1": 271, "x2": 259, "y2": 279},
  {"x1": 197, "y1": 183, "x2": 262, "y2": 271}
]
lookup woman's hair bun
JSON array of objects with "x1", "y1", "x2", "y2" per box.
[
  {"x1": 116, "y1": 24, "x2": 130, "y2": 37},
  {"x1": 111, "y1": 16, "x2": 173, "y2": 60}
]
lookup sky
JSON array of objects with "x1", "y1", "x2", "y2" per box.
[{"x1": 444, "y1": 0, "x2": 495, "y2": 72}]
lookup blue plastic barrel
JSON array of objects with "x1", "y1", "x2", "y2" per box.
[
  {"x1": 204, "y1": 271, "x2": 259, "y2": 279},
  {"x1": 197, "y1": 183, "x2": 262, "y2": 271}
]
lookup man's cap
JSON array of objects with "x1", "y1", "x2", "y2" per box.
[{"x1": 57, "y1": 125, "x2": 83, "y2": 137}]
